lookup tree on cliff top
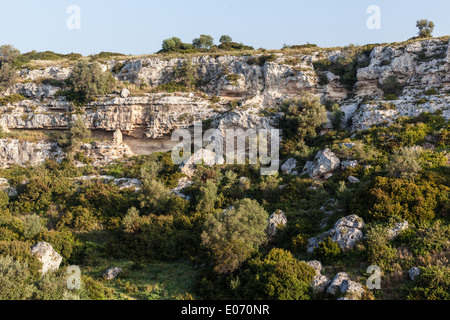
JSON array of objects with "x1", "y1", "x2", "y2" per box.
[{"x1": 416, "y1": 19, "x2": 435, "y2": 38}]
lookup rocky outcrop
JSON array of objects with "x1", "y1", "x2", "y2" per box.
[
  {"x1": 0, "y1": 38, "x2": 447, "y2": 169},
  {"x1": 73, "y1": 175, "x2": 142, "y2": 191},
  {"x1": 349, "y1": 93, "x2": 450, "y2": 132},
  {"x1": 180, "y1": 148, "x2": 224, "y2": 176},
  {"x1": 307, "y1": 215, "x2": 365, "y2": 253},
  {"x1": 355, "y1": 38, "x2": 450, "y2": 97},
  {"x1": 21, "y1": 66, "x2": 71, "y2": 81},
  {"x1": 267, "y1": 210, "x2": 287, "y2": 237},
  {"x1": 6, "y1": 83, "x2": 60, "y2": 98},
  {"x1": 0, "y1": 139, "x2": 64, "y2": 167},
  {"x1": 30, "y1": 242, "x2": 63, "y2": 275},
  {"x1": 80, "y1": 142, "x2": 133, "y2": 167},
  {"x1": 303, "y1": 148, "x2": 340, "y2": 180},
  {"x1": 0, "y1": 178, "x2": 18, "y2": 197},
  {"x1": 213, "y1": 111, "x2": 275, "y2": 135}
]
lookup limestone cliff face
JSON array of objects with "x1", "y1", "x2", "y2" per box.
[
  {"x1": 0, "y1": 37, "x2": 448, "y2": 166},
  {"x1": 355, "y1": 38, "x2": 450, "y2": 97}
]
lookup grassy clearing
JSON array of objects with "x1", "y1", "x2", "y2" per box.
[{"x1": 83, "y1": 258, "x2": 198, "y2": 300}]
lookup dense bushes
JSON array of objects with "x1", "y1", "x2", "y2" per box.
[
  {"x1": 160, "y1": 35, "x2": 253, "y2": 53},
  {"x1": 313, "y1": 237, "x2": 342, "y2": 264},
  {"x1": 352, "y1": 176, "x2": 449, "y2": 224},
  {"x1": 279, "y1": 93, "x2": 328, "y2": 144},
  {"x1": 59, "y1": 61, "x2": 115, "y2": 105},
  {"x1": 403, "y1": 266, "x2": 450, "y2": 300},
  {"x1": 0, "y1": 255, "x2": 35, "y2": 300},
  {"x1": 236, "y1": 248, "x2": 316, "y2": 300}
]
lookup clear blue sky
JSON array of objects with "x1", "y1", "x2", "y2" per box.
[{"x1": 0, "y1": 0, "x2": 448, "y2": 56}]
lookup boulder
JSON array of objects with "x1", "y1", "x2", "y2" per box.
[
  {"x1": 341, "y1": 160, "x2": 358, "y2": 170},
  {"x1": 281, "y1": 158, "x2": 298, "y2": 175},
  {"x1": 327, "y1": 272, "x2": 349, "y2": 295},
  {"x1": 311, "y1": 275, "x2": 331, "y2": 294},
  {"x1": 387, "y1": 221, "x2": 409, "y2": 240},
  {"x1": 303, "y1": 148, "x2": 340, "y2": 180},
  {"x1": 307, "y1": 260, "x2": 323, "y2": 276},
  {"x1": 340, "y1": 143, "x2": 356, "y2": 149},
  {"x1": 340, "y1": 279, "x2": 365, "y2": 300},
  {"x1": 409, "y1": 267, "x2": 420, "y2": 281},
  {"x1": 103, "y1": 267, "x2": 122, "y2": 280},
  {"x1": 267, "y1": 210, "x2": 287, "y2": 237},
  {"x1": 30, "y1": 242, "x2": 63, "y2": 275},
  {"x1": 307, "y1": 215, "x2": 365, "y2": 253},
  {"x1": 121, "y1": 88, "x2": 130, "y2": 98},
  {"x1": 348, "y1": 176, "x2": 360, "y2": 184}
]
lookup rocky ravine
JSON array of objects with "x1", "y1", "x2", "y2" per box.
[{"x1": 0, "y1": 37, "x2": 448, "y2": 166}]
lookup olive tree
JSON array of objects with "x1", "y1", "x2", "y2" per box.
[
  {"x1": 416, "y1": 19, "x2": 435, "y2": 38},
  {"x1": 192, "y1": 34, "x2": 214, "y2": 49},
  {"x1": 201, "y1": 198, "x2": 268, "y2": 274}
]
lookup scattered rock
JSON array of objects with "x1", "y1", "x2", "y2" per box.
[
  {"x1": 73, "y1": 175, "x2": 142, "y2": 191},
  {"x1": 348, "y1": 176, "x2": 360, "y2": 184},
  {"x1": 121, "y1": 88, "x2": 130, "y2": 98},
  {"x1": 281, "y1": 158, "x2": 298, "y2": 175},
  {"x1": 307, "y1": 260, "x2": 322, "y2": 276},
  {"x1": 308, "y1": 215, "x2": 365, "y2": 253},
  {"x1": 340, "y1": 143, "x2": 356, "y2": 149},
  {"x1": 340, "y1": 279, "x2": 365, "y2": 300},
  {"x1": 170, "y1": 177, "x2": 194, "y2": 200},
  {"x1": 341, "y1": 160, "x2": 358, "y2": 170},
  {"x1": 30, "y1": 242, "x2": 63, "y2": 275},
  {"x1": 303, "y1": 148, "x2": 340, "y2": 180},
  {"x1": 267, "y1": 210, "x2": 287, "y2": 237},
  {"x1": 103, "y1": 267, "x2": 122, "y2": 280},
  {"x1": 0, "y1": 178, "x2": 18, "y2": 197},
  {"x1": 387, "y1": 221, "x2": 409, "y2": 240},
  {"x1": 311, "y1": 275, "x2": 331, "y2": 294},
  {"x1": 327, "y1": 272, "x2": 349, "y2": 296},
  {"x1": 409, "y1": 267, "x2": 421, "y2": 281}
]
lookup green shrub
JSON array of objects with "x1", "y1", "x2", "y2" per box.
[
  {"x1": 388, "y1": 148, "x2": 422, "y2": 180},
  {"x1": 365, "y1": 223, "x2": 398, "y2": 271},
  {"x1": 279, "y1": 93, "x2": 328, "y2": 143},
  {"x1": 247, "y1": 54, "x2": 277, "y2": 66},
  {"x1": 380, "y1": 75, "x2": 402, "y2": 95},
  {"x1": 237, "y1": 248, "x2": 316, "y2": 300},
  {"x1": 313, "y1": 237, "x2": 342, "y2": 264},
  {"x1": 403, "y1": 266, "x2": 450, "y2": 300},
  {"x1": 64, "y1": 60, "x2": 116, "y2": 104},
  {"x1": 201, "y1": 198, "x2": 268, "y2": 274},
  {"x1": 0, "y1": 93, "x2": 26, "y2": 106},
  {"x1": 353, "y1": 176, "x2": 448, "y2": 224},
  {"x1": 0, "y1": 255, "x2": 35, "y2": 300},
  {"x1": 23, "y1": 214, "x2": 42, "y2": 240}
]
